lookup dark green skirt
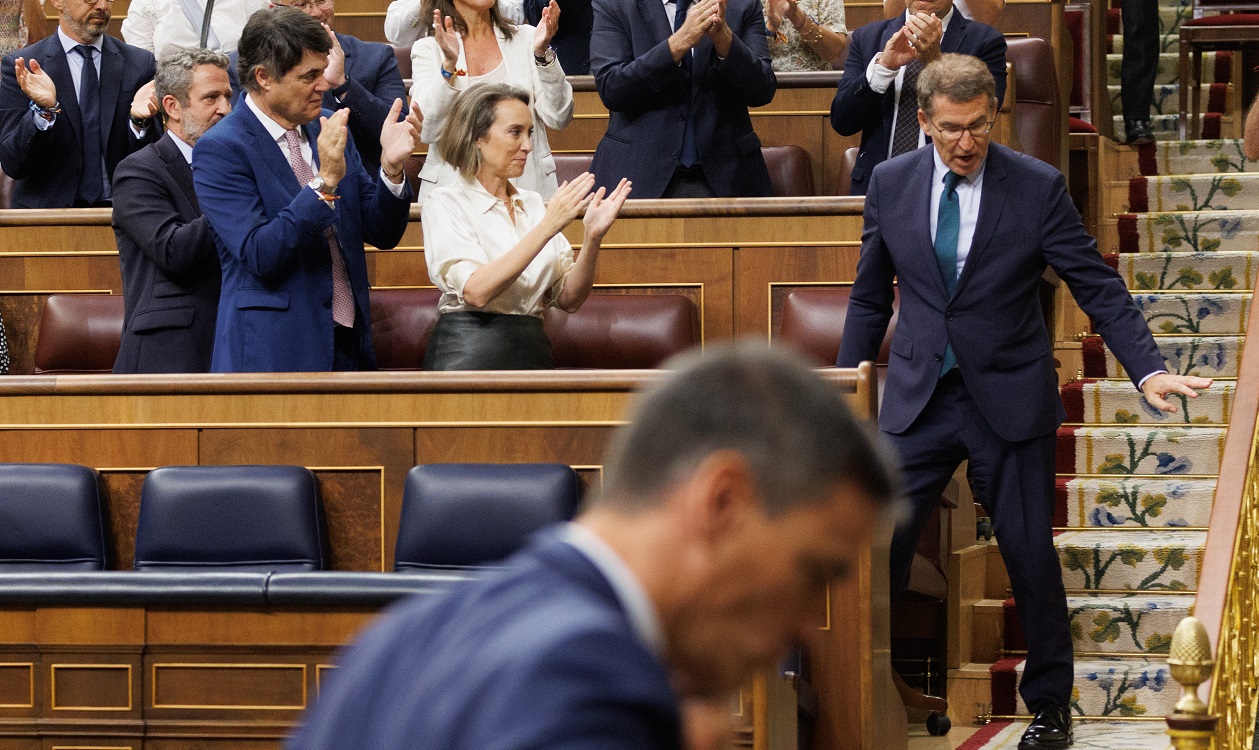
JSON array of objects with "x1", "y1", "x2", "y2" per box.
[{"x1": 423, "y1": 311, "x2": 555, "y2": 370}]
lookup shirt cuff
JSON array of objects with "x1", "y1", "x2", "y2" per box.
[
  {"x1": 1137, "y1": 370, "x2": 1167, "y2": 391},
  {"x1": 129, "y1": 121, "x2": 149, "y2": 138},
  {"x1": 866, "y1": 54, "x2": 897, "y2": 94},
  {"x1": 33, "y1": 111, "x2": 54, "y2": 130},
  {"x1": 380, "y1": 168, "x2": 407, "y2": 197}
]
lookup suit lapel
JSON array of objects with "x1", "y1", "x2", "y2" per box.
[
  {"x1": 940, "y1": 13, "x2": 968, "y2": 54},
  {"x1": 640, "y1": 0, "x2": 673, "y2": 45},
  {"x1": 156, "y1": 134, "x2": 199, "y2": 213},
  {"x1": 954, "y1": 145, "x2": 1008, "y2": 297},
  {"x1": 238, "y1": 103, "x2": 303, "y2": 196},
  {"x1": 98, "y1": 37, "x2": 123, "y2": 148},
  {"x1": 40, "y1": 39, "x2": 82, "y2": 146},
  {"x1": 910, "y1": 150, "x2": 951, "y2": 299}
]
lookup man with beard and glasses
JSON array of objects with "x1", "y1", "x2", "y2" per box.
[
  {"x1": 0, "y1": 0, "x2": 159, "y2": 207},
  {"x1": 112, "y1": 49, "x2": 234, "y2": 374}
]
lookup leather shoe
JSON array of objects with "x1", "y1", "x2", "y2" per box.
[
  {"x1": 1018, "y1": 706, "x2": 1073, "y2": 749},
  {"x1": 1125, "y1": 120, "x2": 1156, "y2": 146}
]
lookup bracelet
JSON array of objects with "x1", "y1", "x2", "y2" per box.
[
  {"x1": 798, "y1": 15, "x2": 825, "y2": 44},
  {"x1": 383, "y1": 169, "x2": 405, "y2": 183},
  {"x1": 534, "y1": 47, "x2": 555, "y2": 66},
  {"x1": 28, "y1": 100, "x2": 60, "y2": 119},
  {"x1": 440, "y1": 65, "x2": 466, "y2": 80}
]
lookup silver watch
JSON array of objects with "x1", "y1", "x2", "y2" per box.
[{"x1": 309, "y1": 175, "x2": 337, "y2": 198}]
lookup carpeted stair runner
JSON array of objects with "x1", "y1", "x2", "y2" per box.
[
  {"x1": 1061, "y1": 379, "x2": 1233, "y2": 424},
  {"x1": 1128, "y1": 173, "x2": 1259, "y2": 212},
  {"x1": 1134, "y1": 139, "x2": 1258, "y2": 175}
]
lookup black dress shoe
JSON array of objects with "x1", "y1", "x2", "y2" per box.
[
  {"x1": 1125, "y1": 120, "x2": 1156, "y2": 146},
  {"x1": 1018, "y1": 706, "x2": 1073, "y2": 749}
]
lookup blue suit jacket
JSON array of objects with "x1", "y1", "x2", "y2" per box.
[
  {"x1": 191, "y1": 103, "x2": 412, "y2": 373},
  {"x1": 837, "y1": 144, "x2": 1166, "y2": 442},
  {"x1": 228, "y1": 33, "x2": 406, "y2": 173},
  {"x1": 589, "y1": 0, "x2": 776, "y2": 198},
  {"x1": 830, "y1": 13, "x2": 1006, "y2": 196},
  {"x1": 287, "y1": 533, "x2": 683, "y2": 750},
  {"x1": 0, "y1": 33, "x2": 158, "y2": 207}
]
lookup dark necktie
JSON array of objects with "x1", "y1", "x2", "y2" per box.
[
  {"x1": 673, "y1": 0, "x2": 698, "y2": 167},
  {"x1": 890, "y1": 58, "x2": 924, "y2": 158},
  {"x1": 935, "y1": 170, "x2": 963, "y2": 376},
  {"x1": 282, "y1": 128, "x2": 356, "y2": 328},
  {"x1": 74, "y1": 45, "x2": 103, "y2": 206}
]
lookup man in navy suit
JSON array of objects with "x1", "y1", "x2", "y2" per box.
[
  {"x1": 113, "y1": 49, "x2": 234, "y2": 374},
  {"x1": 0, "y1": 0, "x2": 159, "y2": 208},
  {"x1": 829, "y1": 0, "x2": 1004, "y2": 196},
  {"x1": 193, "y1": 6, "x2": 420, "y2": 372},
  {"x1": 227, "y1": 0, "x2": 406, "y2": 173},
  {"x1": 837, "y1": 55, "x2": 1211, "y2": 749},
  {"x1": 589, "y1": 0, "x2": 776, "y2": 198},
  {"x1": 287, "y1": 345, "x2": 900, "y2": 750}
]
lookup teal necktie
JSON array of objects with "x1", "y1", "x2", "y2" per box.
[{"x1": 935, "y1": 170, "x2": 963, "y2": 376}]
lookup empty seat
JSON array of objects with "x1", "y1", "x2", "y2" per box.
[
  {"x1": 134, "y1": 465, "x2": 327, "y2": 572},
  {"x1": 0, "y1": 463, "x2": 107, "y2": 570},
  {"x1": 544, "y1": 293, "x2": 699, "y2": 368},
  {"x1": 777, "y1": 287, "x2": 899, "y2": 366},
  {"x1": 553, "y1": 152, "x2": 594, "y2": 187},
  {"x1": 395, "y1": 463, "x2": 581, "y2": 570},
  {"x1": 370, "y1": 287, "x2": 442, "y2": 370},
  {"x1": 761, "y1": 144, "x2": 815, "y2": 196},
  {"x1": 33, "y1": 294, "x2": 124, "y2": 374}
]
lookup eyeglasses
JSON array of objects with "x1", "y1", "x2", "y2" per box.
[
  {"x1": 282, "y1": 0, "x2": 334, "y2": 9},
  {"x1": 928, "y1": 117, "x2": 994, "y2": 142}
]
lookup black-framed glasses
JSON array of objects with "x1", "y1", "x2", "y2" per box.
[{"x1": 928, "y1": 117, "x2": 994, "y2": 142}]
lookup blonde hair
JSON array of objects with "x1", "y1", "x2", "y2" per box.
[{"x1": 436, "y1": 83, "x2": 531, "y2": 180}]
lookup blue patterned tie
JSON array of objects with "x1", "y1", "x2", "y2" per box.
[
  {"x1": 74, "y1": 45, "x2": 103, "y2": 206},
  {"x1": 936, "y1": 170, "x2": 963, "y2": 376},
  {"x1": 673, "y1": 0, "x2": 698, "y2": 167}
]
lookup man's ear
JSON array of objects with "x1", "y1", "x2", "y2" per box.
[
  {"x1": 687, "y1": 451, "x2": 761, "y2": 545},
  {"x1": 161, "y1": 94, "x2": 181, "y2": 121},
  {"x1": 918, "y1": 107, "x2": 931, "y2": 135}
]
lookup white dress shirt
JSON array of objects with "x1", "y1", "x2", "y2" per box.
[
  {"x1": 928, "y1": 146, "x2": 982, "y2": 279},
  {"x1": 421, "y1": 177, "x2": 574, "y2": 316},
  {"x1": 865, "y1": 7, "x2": 955, "y2": 158},
  {"x1": 559, "y1": 523, "x2": 666, "y2": 658},
  {"x1": 121, "y1": 0, "x2": 268, "y2": 58}
]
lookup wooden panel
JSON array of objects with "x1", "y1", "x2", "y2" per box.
[
  {"x1": 35, "y1": 610, "x2": 145, "y2": 647},
  {"x1": 150, "y1": 664, "x2": 306, "y2": 710},
  {"x1": 146, "y1": 612, "x2": 375, "y2": 647},
  {"x1": 49, "y1": 664, "x2": 133, "y2": 711},
  {"x1": 734, "y1": 245, "x2": 862, "y2": 341},
  {"x1": 0, "y1": 663, "x2": 33, "y2": 708}
]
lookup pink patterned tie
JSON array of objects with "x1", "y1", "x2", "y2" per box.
[{"x1": 282, "y1": 128, "x2": 355, "y2": 328}]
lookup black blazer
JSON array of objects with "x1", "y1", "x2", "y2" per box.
[
  {"x1": 525, "y1": 0, "x2": 594, "y2": 74},
  {"x1": 228, "y1": 32, "x2": 406, "y2": 173},
  {"x1": 0, "y1": 33, "x2": 158, "y2": 208},
  {"x1": 830, "y1": 12, "x2": 1006, "y2": 195},
  {"x1": 112, "y1": 133, "x2": 221, "y2": 374},
  {"x1": 589, "y1": 0, "x2": 777, "y2": 198}
]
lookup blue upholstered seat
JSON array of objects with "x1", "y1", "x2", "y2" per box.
[
  {"x1": 0, "y1": 463, "x2": 107, "y2": 571},
  {"x1": 395, "y1": 463, "x2": 582, "y2": 570},
  {"x1": 133, "y1": 465, "x2": 327, "y2": 572}
]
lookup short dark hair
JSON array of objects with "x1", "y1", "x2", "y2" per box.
[
  {"x1": 436, "y1": 83, "x2": 531, "y2": 180},
  {"x1": 916, "y1": 53, "x2": 997, "y2": 116},
  {"x1": 599, "y1": 343, "x2": 900, "y2": 515},
  {"x1": 237, "y1": 6, "x2": 332, "y2": 93},
  {"x1": 155, "y1": 48, "x2": 230, "y2": 107}
]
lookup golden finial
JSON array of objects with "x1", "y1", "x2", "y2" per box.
[{"x1": 1166, "y1": 616, "x2": 1218, "y2": 750}]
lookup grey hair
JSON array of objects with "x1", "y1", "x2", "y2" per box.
[
  {"x1": 916, "y1": 53, "x2": 997, "y2": 117},
  {"x1": 436, "y1": 83, "x2": 531, "y2": 180},
  {"x1": 597, "y1": 342, "x2": 900, "y2": 516},
  {"x1": 155, "y1": 47, "x2": 230, "y2": 108}
]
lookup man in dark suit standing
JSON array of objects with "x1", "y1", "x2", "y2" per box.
[
  {"x1": 287, "y1": 344, "x2": 899, "y2": 750},
  {"x1": 829, "y1": 0, "x2": 1004, "y2": 196},
  {"x1": 837, "y1": 55, "x2": 1211, "y2": 750},
  {"x1": 525, "y1": 0, "x2": 593, "y2": 73},
  {"x1": 193, "y1": 6, "x2": 420, "y2": 372},
  {"x1": 113, "y1": 49, "x2": 234, "y2": 374},
  {"x1": 589, "y1": 0, "x2": 776, "y2": 198},
  {"x1": 0, "y1": 0, "x2": 158, "y2": 208},
  {"x1": 228, "y1": 0, "x2": 406, "y2": 173}
]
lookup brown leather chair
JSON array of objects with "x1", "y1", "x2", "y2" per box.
[
  {"x1": 836, "y1": 146, "x2": 859, "y2": 196},
  {"x1": 1005, "y1": 37, "x2": 1064, "y2": 172},
  {"x1": 761, "y1": 144, "x2": 815, "y2": 196},
  {"x1": 777, "y1": 287, "x2": 898, "y2": 367},
  {"x1": 33, "y1": 294, "x2": 124, "y2": 374},
  {"x1": 370, "y1": 288, "x2": 442, "y2": 370},
  {"x1": 544, "y1": 293, "x2": 699, "y2": 368},
  {"x1": 403, "y1": 153, "x2": 426, "y2": 196},
  {"x1": 393, "y1": 46, "x2": 413, "y2": 80},
  {"x1": 553, "y1": 153, "x2": 595, "y2": 187}
]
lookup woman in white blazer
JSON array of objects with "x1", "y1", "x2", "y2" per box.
[{"x1": 410, "y1": 0, "x2": 573, "y2": 200}]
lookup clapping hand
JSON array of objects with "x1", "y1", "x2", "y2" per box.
[
  {"x1": 705, "y1": 0, "x2": 733, "y2": 51},
  {"x1": 380, "y1": 98, "x2": 423, "y2": 182},
  {"x1": 323, "y1": 25, "x2": 347, "y2": 87},
  {"x1": 583, "y1": 178, "x2": 632, "y2": 242},
  {"x1": 15, "y1": 58, "x2": 56, "y2": 110},
  {"x1": 130, "y1": 80, "x2": 159, "y2": 121},
  {"x1": 533, "y1": 0, "x2": 560, "y2": 56},
  {"x1": 316, "y1": 108, "x2": 350, "y2": 191},
  {"x1": 432, "y1": 10, "x2": 461, "y2": 69},
  {"x1": 543, "y1": 172, "x2": 599, "y2": 234},
  {"x1": 903, "y1": 11, "x2": 943, "y2": 63}
]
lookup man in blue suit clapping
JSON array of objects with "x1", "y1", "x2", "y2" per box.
[
  {"x1": 193, "y1": 6, "x2": 421, "y2": 372},
  {"x1": 288, "y1": 344, "x2": 901, "y2": 750}
]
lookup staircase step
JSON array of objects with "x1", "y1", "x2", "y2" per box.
[
  {"x1": 1055, "y1": 529, "x2": 1204, "y2": 592},
  {"x1": 1128, "y1": 173, "x2": 1259, "y2": 213},
  {"x1": 1003, "y1": 594, "x2": 1188, "y2": 655},
  {"x1": 1057, "y1": 425, "x2": 1225, "y2": 476},
  {"x1": 960, "y1": 720, "x2": 1174, "y2": 749},
  {"x1": 1106, "y1": 51, "x2": 1229, "y2": 88},
  {"x1": 1115, "y1": 212, "x2": 1259, "y2": 258},
  {"x1": 1108, "y1": 82, "x2": 1229, "y2": 119},
  {"x1": 1109, "y1": 5, "x2": 1193, "y2": 50},
  {"x1": 994, "y1": 656, "x2": 1175, "y2": 717},
  {"x1": 1062, "y1": 379, "x2": 1233, "y2": 425},
  {"x1": 1113, "y1": 113, "x2": 1223, "y2": 144},
  {"x1": 1056, "y1": 477, "x2": 1216, "y2": 528},
  {"x1": 1081, "y1": 334, "x2": 1242, "y2": 378},
  {"x1": 1131, "y1": 291, "x2": 1251, "y2": 334},
  {"x1": 1107, "y1": 251, "x2": 1258, "y2": 290},
  {"x1": 1134, "y1": 139, "x2": 1257, "y2": 176}
]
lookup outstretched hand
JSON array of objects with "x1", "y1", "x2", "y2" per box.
[
  {"x1": 380, "y1": 98, "x2": 423, "y2": 181},
  {"x1": 323, "y1": 25, "x2": 347, "y2": 87},
  {"x1": 316, "y1": 108, "x2": 350, "y2": 190},
  {"x1": 532, "y1": 0, "x2": 561, "y2": 56},
  {"x1": 583, "y1": 178, "x2": 632, "y2": 242},
  {"x1": 1140, "y1": 373, "x2": 1213, "y2": 413},
  {"x1": 543, "y1": 172, "x2": 598, "y2": 234},
  {"x1": 15, "y1": 58, "x2": 56, "y2": 110},
  {"x1": 432, "y1": 10, "x2": 461, "y2": 67}
]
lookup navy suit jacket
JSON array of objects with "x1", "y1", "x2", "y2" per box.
[
  {"x1": 112, "y1": 133, "x2": 220, "y2": 374},
  {"x1": 837, "y1": 144, "x2": 1166, "y2": 443},
  {"x1": 228, "y1": 33, "x2": 406, "y2": 173},
  {"x1": 830, "y1": 13, "x2": 1006, "y2": 196},
  {"x1": 287, "y1": 533, "x2": 683, "y2": 750},
  {"x1": 0, "y1": 33, "x2": 157, "y2": 207},
  {"x1": 589, "y1": 0, "x2": 776, "y2": 198},
  {"x1": 526, "y1": 0, "x2": 594, "y2": 74},
  {"x1": 191, "y1": 103, "x2": 412, "y2": 373}
]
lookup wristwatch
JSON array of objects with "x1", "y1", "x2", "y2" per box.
[
  {"x1": 534, "y1": 47, "x2": 556, "y2": 66},
  {"x1": 309, "y1": 175, "x2": 339, "y2": 200}
]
